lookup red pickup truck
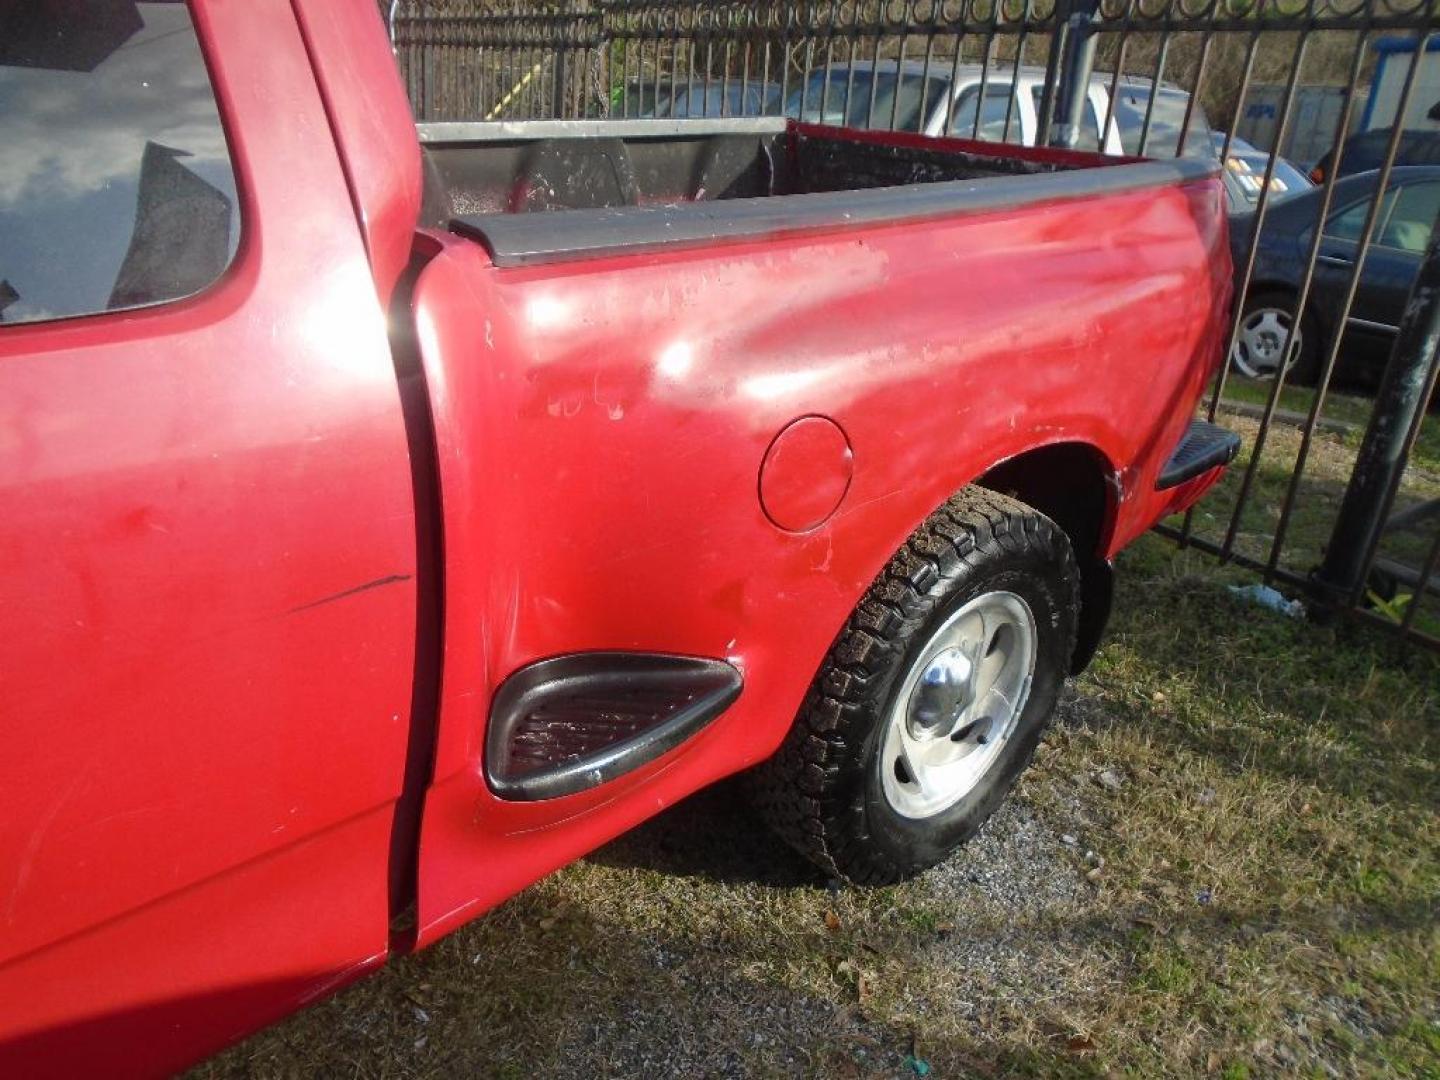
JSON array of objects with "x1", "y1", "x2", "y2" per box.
[{"x1": 0, "y1": 2, "x2": 1237, "y2": 1074}]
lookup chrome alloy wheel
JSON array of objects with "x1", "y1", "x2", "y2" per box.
[
  {"x1": 1231, "y1": 305, "x2": 1300, "y2": 379},
  {"x1": 880, "y1": 591, "x2": 1038, "y2": 820}
]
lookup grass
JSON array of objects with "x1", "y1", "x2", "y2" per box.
[
  {"x1": 1041, "y1": 536, "x2": 1440, "y2": 1078},
  {"x1": 1215, "y1": 376, "x2": 1440, "y2": 473},
  {"x1": 1183, "y1": 375, "x2": 1440, "y2": 638},
  {"x1": 196, "y1": 531, "x2": 1440, "y2": 1079}
]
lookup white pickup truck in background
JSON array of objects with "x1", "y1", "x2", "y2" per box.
[{"x1": 645, "y1": 61, "x2": 1215, "y2": 157}]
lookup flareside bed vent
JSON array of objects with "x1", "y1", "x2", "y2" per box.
[{"x1": 485, "y1": 652, "x2": 743, "y2": 801}]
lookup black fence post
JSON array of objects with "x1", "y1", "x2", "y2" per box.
[
  {"x1": 1313, "y1": 206, "x2": 1440, "y2": 608},
  {"x1": 1046, "y1": 0, "x2": 1100, "y2": 149},
  {"x1": 552, "y1": 47, "x2": 567, "y2": 118}
]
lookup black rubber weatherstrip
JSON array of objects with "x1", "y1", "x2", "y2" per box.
[
  {"x1": 485, "y1": 652, "x2": 743, "y2": 802},
  {"x1": 449, "y1": 155, "x2": 1217, "y2": 268},
  {"x1": 1156, "y1": 419, "x2": 1242, "y2": 490}
]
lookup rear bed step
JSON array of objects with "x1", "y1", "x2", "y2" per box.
[{"x1": 1157, "y1": 420, "x2": 1241, "y2": 489}]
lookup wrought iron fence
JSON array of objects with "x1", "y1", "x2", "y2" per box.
[{"x1": 390, "y1": 0, "x2": 1440, "y2": 647}]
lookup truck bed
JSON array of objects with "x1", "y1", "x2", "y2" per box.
[{"x1": 421, "y1": 118, "x2": 1216, "y2": 266}]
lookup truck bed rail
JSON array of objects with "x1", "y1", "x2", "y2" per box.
[{"x1": 434, "y1": 120, "x2": 1217, "y2": 267}]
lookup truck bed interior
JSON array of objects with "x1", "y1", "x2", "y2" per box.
[{"x1": 422, "y1": 118, "x2": 1214, "y2": 266}]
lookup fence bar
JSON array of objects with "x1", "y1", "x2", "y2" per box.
[
  {"x1": 1315, "y1": 205, "x2": 1440, "y2": 607},
  {"x1": 1264, "y1": 32, "x2": 1373, "y2": 578},
  {"x1": 1400, "y1": 522, "x2": 1440, "y2": 635},
  {"x1": 1215, "y1": 31, "x2": 1313, "y2": 559}
]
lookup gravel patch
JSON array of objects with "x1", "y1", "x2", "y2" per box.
[
  {"x1": 921, "y1": 797, "x2": 1085, "y2": 919},
  {"x1": 546, "y1": 971, "x2": 892, "y2": 1079},
  {"x1": 531, "y1": 728, "x2": 1102, "y2": 1076}
]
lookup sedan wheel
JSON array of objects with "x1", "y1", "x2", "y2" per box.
[{"x1": 1231, "y1": 303, "x2": 1301, "y2": 380}]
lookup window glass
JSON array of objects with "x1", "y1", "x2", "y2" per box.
[
  {"x1": 948, "y1": 84, "x2": 1020, "y2": 141},
  {"x1": 658, "y1": 82, "x2": 783, "y2": 118},
  {"x1": 1326, "y1": 191, "x2": 1398, "y2": 245},
  {"x1": 0, "y1": 1, "x2": 240, "y2": 326},
  {"x1": 1379, "y1": 181, "x2": 1440, "y2": 253},
  {"x1": 1112, "y1": 84, "x2": 1212, "y2": 158},
  {"x1": 1028, "y1": 86, "x2": 1102, "y2": 150},
  {"x1": 787, "y1": 69, "x2": 951, "y2": 131}
]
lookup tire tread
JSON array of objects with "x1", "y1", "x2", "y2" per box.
[{"x1": 748, "y1": 486, "x2": 1079, "y2": 884}]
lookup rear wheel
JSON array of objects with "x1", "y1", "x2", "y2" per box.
[
  {"x1": 748, "y1": 487, "x2": 1079, "y2": 884},
  {"x1": 1230, "y1": 290, "x2": 1320, "y2": 384}
]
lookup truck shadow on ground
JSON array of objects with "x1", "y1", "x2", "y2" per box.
[
  {"x1": 584, "y1": 781, "x2": 828, "y2": 889},
  {"x1": 198, "y1": 780, "x2": 1434, "y2": 1079}
]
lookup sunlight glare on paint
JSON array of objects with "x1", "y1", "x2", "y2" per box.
[{"x1": 656, "y1": 341, "x2": 694, "y2": 379}]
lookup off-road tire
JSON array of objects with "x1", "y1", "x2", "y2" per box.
[{"x1": 748, "y1": 487, "x2": 1080, "y2": 884}]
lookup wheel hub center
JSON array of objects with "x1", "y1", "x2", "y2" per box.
[
  {"x1": 906, "y1": 647, "x2": 974, "y2": 739},
  {"x1": 880, "y1": 588, "x2": 1041, "y2": 822}
]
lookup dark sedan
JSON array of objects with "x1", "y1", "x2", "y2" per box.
[
  {"x1": 1309, "y1": 128, "x2": 1440, "y2": 185},
  {"x1": 1229, "y1": 165, "x2": 1440, "y2": 383}
]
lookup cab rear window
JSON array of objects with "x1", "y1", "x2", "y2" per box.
[{"x1": 0, "y1": 1, "x2": 240, "y2": 326}]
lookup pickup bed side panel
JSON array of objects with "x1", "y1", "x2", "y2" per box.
[
  {"x1": 412, "y1": 177, "x2": 1228, "y2": 942},
  {"x1": 0, "y1": 1, "x2": 416, "y2": 1072}
]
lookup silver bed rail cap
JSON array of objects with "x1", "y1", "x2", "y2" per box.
[{"x1": 418, "y1": 117, "x2": 791, "y2": 144}]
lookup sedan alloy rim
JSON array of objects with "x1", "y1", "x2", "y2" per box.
[{"x1": 1231, "y1": 305, "x2": 1301, "y2": 379}]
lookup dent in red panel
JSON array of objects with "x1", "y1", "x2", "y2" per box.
[{"x1": 759, "y1": 415, "x2": 854, "y2": 533}]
